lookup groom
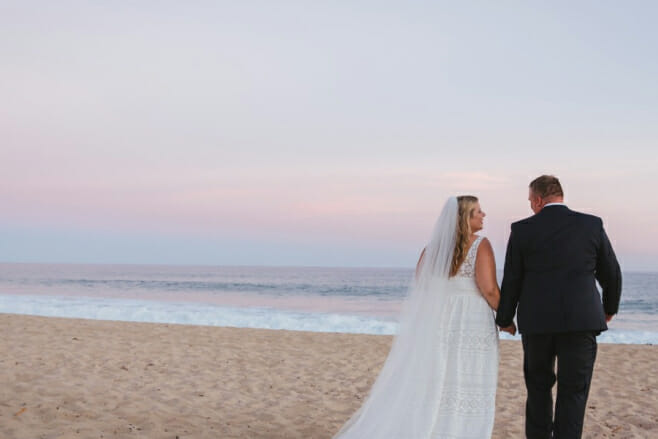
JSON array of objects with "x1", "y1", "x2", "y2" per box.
[{"x1": 496, "y1": 175, "x2": 622, "y2": 439}]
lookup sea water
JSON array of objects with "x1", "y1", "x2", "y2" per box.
[{"x1": 0, "y1": 263, "x2": 656, "y2": 344}]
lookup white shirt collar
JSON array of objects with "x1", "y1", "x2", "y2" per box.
[{"x1": 544, "y1": 202, "x2": 567, "y2": 208}]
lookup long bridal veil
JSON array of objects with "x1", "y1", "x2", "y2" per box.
[{"x1": 333, "y1": 197, "x2": 459, "y2": 438}]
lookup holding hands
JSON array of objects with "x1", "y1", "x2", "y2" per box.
[{"x1": 499, "y1": 322, "x2": 517, "y2": 336}]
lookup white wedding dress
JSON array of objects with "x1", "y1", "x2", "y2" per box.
[
  {"x1": 427, "y1": 236, "x2": 499, "y2": 437},
  {"x1": 333, "y1": 198, "x2": 499, "y2": 439}
]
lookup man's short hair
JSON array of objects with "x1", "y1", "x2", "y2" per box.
[{"x1": 529, "y1": 175, "x2": 564, "y2": 198}]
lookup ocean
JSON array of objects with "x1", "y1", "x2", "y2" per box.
[{"x1": 0, "y1": 263, "x2": 656, "y2": 344}]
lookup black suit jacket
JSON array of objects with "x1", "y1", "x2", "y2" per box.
[{"x1": 496, "y1": 205, "x2": 622, "y2": 334}]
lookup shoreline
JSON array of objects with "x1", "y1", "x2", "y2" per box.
[
  {"x1": 1, "y1": 313, "x2": 657, "y2": 438},
  {"x1": 1, "y1": 303, "x2": 656, "y2": 345}
]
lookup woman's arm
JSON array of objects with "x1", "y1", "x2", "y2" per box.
[
  {"x1": 474, "y1": 238, "x2": 500, "y2": 311},
  {"x1": 415, "y1": 247, "x2": 426, "y2": 279}
]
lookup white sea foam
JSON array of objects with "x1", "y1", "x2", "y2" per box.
[
  {"x1": 498, "y1": 330, "x2": 658, "y2": 345},
  {"x1": 0, "y1": 294, "x2": 398, "y2": 335},
  {"x1": 1, "y1": 294, "x2": 655, "y2": 344}
]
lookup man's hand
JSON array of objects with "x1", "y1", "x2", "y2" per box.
[
  {"x1": 606, "y1": 314, "x2": 614, "y2": 323},
  {"x1": 500, "y1": 322, "x2": 517, "y2": 336}
]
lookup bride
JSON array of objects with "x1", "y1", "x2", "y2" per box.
[{"x1": 332, "y1": 196, "x2": 515, "y2": 438}]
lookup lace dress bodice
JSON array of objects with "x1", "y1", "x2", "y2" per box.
[{"x1": 455, "y1": 235, "x2": 484, "y2": 278}]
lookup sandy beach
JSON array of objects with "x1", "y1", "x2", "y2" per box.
[{"x1": 1, "y1": 313, "x2": 656, "y2": 438}]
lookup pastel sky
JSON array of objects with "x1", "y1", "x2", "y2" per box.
[{"x1": 2, "y1": 1, "x2": 657, "y2": 270}]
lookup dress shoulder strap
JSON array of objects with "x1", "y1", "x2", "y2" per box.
[
  {"x1": 455, "y1": 235, "x2": 485, "y2": 278},
  {"x1": 469, "y1": 235, "x2": 485, "y2": 257}
]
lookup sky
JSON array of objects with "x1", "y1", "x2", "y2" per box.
[{"x1": 1, "y1": 1, "x2": 657, "y2": 270}]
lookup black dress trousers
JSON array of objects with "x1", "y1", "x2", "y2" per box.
[{"x1": 522, "y1": 332, "x2": 598, "y2": 439}]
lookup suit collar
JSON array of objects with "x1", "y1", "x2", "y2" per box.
[{"x1": 536, "y1": 204, "x2": 570, "y2": 217}]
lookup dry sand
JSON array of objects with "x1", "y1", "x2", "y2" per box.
[{"x1": 1, "y1": 313, "x2": 656, "y2": 438}]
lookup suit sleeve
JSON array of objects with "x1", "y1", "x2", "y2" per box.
[
  {"x1": 496, "y1": 225, "x2": 523, "y2": 327},
  {"x1": 595, "y1": 221, "x2": 622, "y2": 315}
]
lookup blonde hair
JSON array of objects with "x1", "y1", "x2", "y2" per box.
[{"x1": 450, "y1": 195, "x2": 479, "y2": 276}]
